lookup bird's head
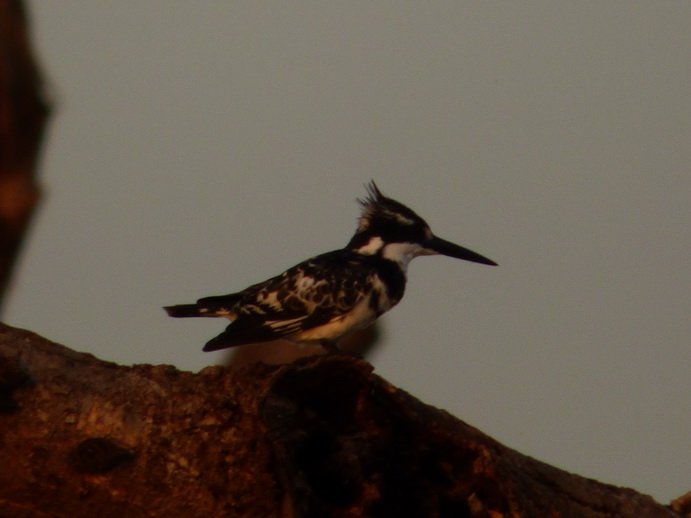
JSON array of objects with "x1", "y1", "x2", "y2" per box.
[{"x1": 347, "y1": 181, "x2": 497, "y2": 269}]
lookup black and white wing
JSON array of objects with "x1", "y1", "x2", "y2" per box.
[{"x1": 200, "y1": 250, "x2": 376, "y2": 351}]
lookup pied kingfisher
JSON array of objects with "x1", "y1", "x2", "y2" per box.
[{"x1": 164, "y1": 181, "x2": 496, "y2": 352}]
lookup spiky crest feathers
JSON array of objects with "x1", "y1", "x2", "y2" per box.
[{"x1": 347, "y1": 181, "x2": 432, "y2": 250}]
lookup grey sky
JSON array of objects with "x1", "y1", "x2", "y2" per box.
[{"x1": 6, "y1": 2, "x2": 690, "y2": 502}]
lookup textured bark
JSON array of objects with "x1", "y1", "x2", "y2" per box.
[
  {"x1": 0, "y1": 0, "x2": 50, "y2": 311},
  {"x1": 0, "y1": 323, "x2": 683, "y2": 518}
]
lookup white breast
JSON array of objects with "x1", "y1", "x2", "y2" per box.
[{"x1": 290, "y1": 294, "x2": 378, "y2": 343}]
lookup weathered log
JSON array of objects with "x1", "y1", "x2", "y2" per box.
[{"x1": 0, "y1": 323, "x2": 683, "y2": 517}]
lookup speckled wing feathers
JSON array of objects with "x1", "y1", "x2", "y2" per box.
[{"x1": 201, "y1": 250, "x2": 375, "y2": 350}]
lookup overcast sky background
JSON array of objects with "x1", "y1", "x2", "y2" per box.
[{"x1": 6, "y1": 2, "x2": 690, "y2": 503}]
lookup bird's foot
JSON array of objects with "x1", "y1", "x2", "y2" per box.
[{"x1": 318, "y1": 339, "x2": 363, "y2": 358}]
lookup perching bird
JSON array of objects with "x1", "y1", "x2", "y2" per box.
[{"x1": 164, "y1": 181, "x2": 496, "y2": 352}]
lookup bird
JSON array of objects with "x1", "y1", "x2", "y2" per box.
[{"x1": 164, "y1": 181, "x2": 497, "y2": 352}]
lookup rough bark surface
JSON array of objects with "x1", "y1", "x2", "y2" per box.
[
  {"x1": 0, "y1": 1, "x2": 51, "y2": 311},
  {"x1": 0, "y1": 323, "x2": 683, "y2": 518}
]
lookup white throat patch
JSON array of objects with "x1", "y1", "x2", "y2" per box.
[{"x1": 382, "y1": 242, "x2": 428, "y2": 269}]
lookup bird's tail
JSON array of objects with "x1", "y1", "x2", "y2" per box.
[{"x1": 164, "y1": 304, "x2": 204, "y2": 318}]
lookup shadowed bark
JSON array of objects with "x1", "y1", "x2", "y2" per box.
[
  {"x1": 0, "y1": 0, "x2": 51, "y2": 311},
  {"x1": 0, "y1": 323, "x2": 685, "y2": 518}
]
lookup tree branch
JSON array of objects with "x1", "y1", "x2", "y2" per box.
[{"x1": 0, "y1": 323, "x2": 684, "y2": 517}]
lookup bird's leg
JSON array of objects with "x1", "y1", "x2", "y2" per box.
[
  {"x1": 319, "y1": 339, "x2": 362, "y2": 358},
  {"x1": 318, "y1": 339, "x2": 340, "y2": 353}
]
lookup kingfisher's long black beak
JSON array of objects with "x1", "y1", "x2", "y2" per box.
[{"x1": 425, "y1": 236, "x2": 498, "y2": 266}]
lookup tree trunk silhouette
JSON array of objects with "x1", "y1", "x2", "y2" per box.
[
  {"x1": 0, "y1": 323, "x2": 687, "y2": 518},
  {"x1": 0, "y1": 0, "x2": 50, "y2": 312}
]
